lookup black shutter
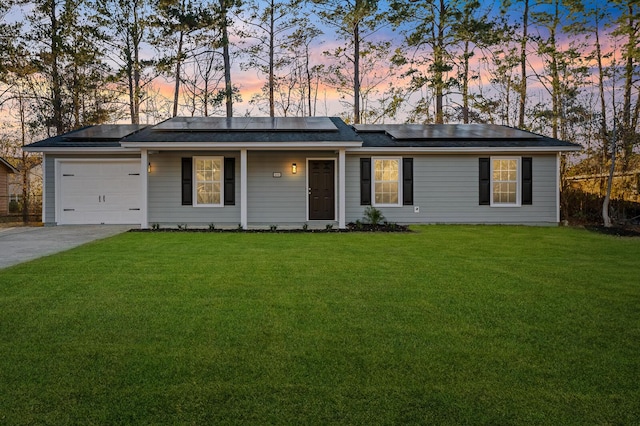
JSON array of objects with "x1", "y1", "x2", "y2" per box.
[
  {"x1": 181, "y1": 157, "x2": 192, "y2": 206},
  {"x1": 224, "y1": 157, "x2": 235, "y2": 206},
  {"x1": 479, "y1": 158, "x2": 490, "y2": 205},
  {"x1": 403, "y1": 158, "x2": 413, "y2": 205},
  {"x1": 522, "y1": 157, "x2": 532, "y2": 205},
  {"x1": 360, "y1": 158, "x2": 371, "y2": 205}
]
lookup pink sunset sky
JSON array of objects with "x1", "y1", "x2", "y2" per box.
[{"x1": 0, "y1": 0, "x2": 626, "y2": 128}]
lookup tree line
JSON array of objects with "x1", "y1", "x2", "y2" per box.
[{"x1": 0, "y1": 0, "x2": 638, "y2": 223}]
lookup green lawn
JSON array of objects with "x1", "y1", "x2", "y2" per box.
[{"x1": 0, "y1": 226, "x2": 638, "y2": 424}]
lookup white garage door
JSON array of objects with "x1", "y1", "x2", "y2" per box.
[{"x1": 57, "y1": 160, "x2": 142, "y2": 225}]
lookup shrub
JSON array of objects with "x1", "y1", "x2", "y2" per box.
[
  {"x1": 363, "y1": 206, "x2": 385, "y2": 226},
  {"x1": 8, "y1": 200, "x2": 20, "y2": 213}
]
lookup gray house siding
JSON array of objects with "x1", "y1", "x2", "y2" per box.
[
  {"x1": 247, "y1": 151, "x2": 336, "y2": 226},
  {"x1": 44, "y1": 155, "x2": 54, "y2": 223},
  {"x1": 346, "y1": 154, "x2": 559, "y2": 224},
  {"x1": 149, "y1": 150, "x2": 338, "y2": 227},
  {"x1": 42, "y1": 151, "x2": 559, "y2": 227},
  {"x1": 148, "y1": 151, "x2": 240, "y2": 226}
]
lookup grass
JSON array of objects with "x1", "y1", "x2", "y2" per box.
[{"x1": 0, "y1": 225, "x2": 638, "y2": 424}]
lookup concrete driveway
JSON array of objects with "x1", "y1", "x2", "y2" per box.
[{"x1": 0, "y1": 225, "x2": 133, "y2": 269}]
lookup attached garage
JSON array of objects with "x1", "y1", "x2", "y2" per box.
[{"x1": 56, "y1": 159, "x2": 142, "y2": 225}]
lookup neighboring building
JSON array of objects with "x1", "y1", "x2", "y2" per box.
[
  {"x1": 7, "y1": 161, "x2": 43, "y2": 212},
  {"x1": 0, "y1": 157, "x2": 18, "y2": 216},
  {"x1": 24, "y1": 117, "x2": 581, "y2": 228}
]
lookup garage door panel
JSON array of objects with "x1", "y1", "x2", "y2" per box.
[{"x1": 58, "y1": 160, "x2": 142, "y2": 225}]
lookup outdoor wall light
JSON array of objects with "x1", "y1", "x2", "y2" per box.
[
  {"x1": 147, "y1": 162, "x2": 151, "y2": 173},
  {"x1": 292, "y1": 163, "x2": 297, "y2": 174}
]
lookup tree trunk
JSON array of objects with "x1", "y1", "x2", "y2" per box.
[
  {"x1": 72, "y1": 62, "x2": 80, "y2": 128},
  {"x1": 621, "y1": 4, "x2": 635, "y2": 169},
  {"x1": 19, "y1": 94, "x2": 29, "y2": 223},
  {"x1": 220, "y1": 0, "x2": 233, "y2": 117},
  {"x1": 462, "y1": 40, "x2": 469, "y2": 124},
  {"x1": 306, "y1": 44, "x2": 312, "y2": 116},
  {"x1": 268, "y1": 0, "x2": 275, "y2": 117},
  {"x1": 127, "y1": 50, "x2": 136, "y2": 123},
  {"x1": 595, "y1": 12, "x2": 607, "y2": 148},
  {"x1": 50, "y1": 0, "x2": 64, "y2": 135},
  {"x1": 132, "y1": 3, "x2": 141, "y2": 124},
  {"x1": 603, "y1": 124, "x2": 616, "y2": 227},
  {"x1": 434, "y1": 0, "x2": 445, "y2": 124},
  {"x1": 518, "y1": 0, "x2": 528, "y2": 129},
  {"x1": 353, "y1": 19, "x2": 361, "y2": 124},
  {"x1": 172, "y1": 30, "x2": 184, "y2": 117}
]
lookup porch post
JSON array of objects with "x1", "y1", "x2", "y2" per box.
[
  {"x1": 41, "y1": 154, "x2": 46, "y2": 224},
  {"x1": 141, "y1": 149, "x2": 149, "y2": 229},
  {"x1": 241, "y1": 149, "x2": 248, "y2": 229},
  {"x1": 338, "y1": 148, "x2": 346, "y2": 229}
]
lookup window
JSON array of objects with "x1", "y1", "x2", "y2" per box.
[
  {"x1": 373, "y1": 158, "x2": 401, "y2": 206},
  {"x1": 491, "y1": 157, "x2": 520, "y2": 206},
  {"x1": 194, "y1": 156, "x2": 223, "y2": 206}
]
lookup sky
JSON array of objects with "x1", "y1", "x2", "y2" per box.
[{"x1": 0, "y1": 0, "x2": 629, "y2": 128}]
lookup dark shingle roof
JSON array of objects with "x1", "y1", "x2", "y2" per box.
[
  {"x1": 23, "y1": 118, "x2": 581, "y2": 151},
  {"x1": 354, "y1": 124, "x2": 581, "y2": 149},
  {"x1": 25, "y1": 125, "x2": 148, "y2": 149},
  {"x1": 122, "y1": 117, "x2": 360, "y2": 143}
]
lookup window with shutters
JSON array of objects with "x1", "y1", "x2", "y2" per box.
[
  {"x1": 372, "y1": 157, "x2": 402, "y2": 207},
  {"x1": 193, "y1": 156, "x2": 223, "y2": 207},
  {"x1": 491, "y1": 157, "x2": 521, "y2": 206}
]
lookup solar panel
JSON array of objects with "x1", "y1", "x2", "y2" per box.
[
  {"x1": 386, "y1": 124, "x2": 540, "y2": 140},
  {"x1": 352, "y1": 124, "x2": 390, "y2": 132},
  {"x1": 301, "y1": 117, "x2": 339, "y2": 131},
  {"x1": 65, "y1": 124, "x2": 147, "y2": 140},
  {"x1": 154, "y1": 117, "x2": 338, "y2": 132}
]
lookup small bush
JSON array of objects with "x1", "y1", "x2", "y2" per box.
[
  {"x1": 363, "y1": 206, "x2": 385, "y2": 226},
  {"x1": 8, "y1": 200, "x2": 20, "y2": 213}
]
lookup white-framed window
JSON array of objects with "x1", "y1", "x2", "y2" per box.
[
  {"x1": 194, "y1": 156, "x2": 223, "y2": 207},
  {"x1": 372, "y1": 157, "x2": 402, "y2": 207},
  {"x1": 491, "y1": 157, "x2": 520, "y2": 206}
]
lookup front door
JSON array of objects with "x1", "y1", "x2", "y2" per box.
[{"x1": 308, "y1": 160, "x2": 335, "y2": 220}]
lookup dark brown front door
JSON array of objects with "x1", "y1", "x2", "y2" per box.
[{"x1": 308, "y1": 160, "x2": 335, "y2": 220}]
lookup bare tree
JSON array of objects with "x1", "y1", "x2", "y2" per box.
[
  {"x1": 96, "y1": 0, "x2": 155, "y2": 124},
  {"x1": 312, "y1": 0, "x2": 381, "y2": 124}
]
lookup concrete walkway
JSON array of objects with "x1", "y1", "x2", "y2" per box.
[{"x1": 0, "y1": 225, "x2": 133, "y2": 269}]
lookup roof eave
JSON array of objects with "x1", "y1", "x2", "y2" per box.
[
  {"x1": 119, "y1": 141, "x2": 363, "y2": 150},
  {"x1": 22, "y1": 146, "x2": 135, "y2": 154},
  {"x1": 347, "y1": 146, "x2": 582, "y2": 154},
  {"x1": 0, "y1": 158, "x2": 18, "y2": 173}
]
